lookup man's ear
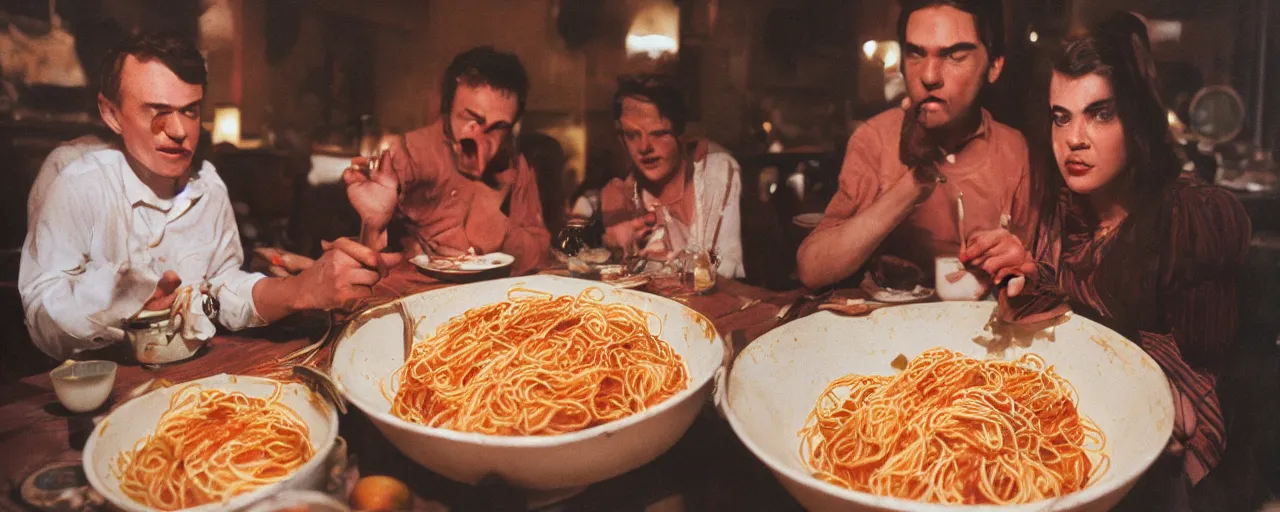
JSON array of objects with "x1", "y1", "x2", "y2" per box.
[
  {"x1": 987, "y1": 55, "x2": 1006, "y2": 84},
  {"x1": 98, "y1": 93, "x2": 123, "y2": 135}
]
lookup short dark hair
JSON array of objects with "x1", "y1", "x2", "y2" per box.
[
  {"x1": 440, "y1": 46, "x2": 530, "y2": 120},
  {"x1": 612, "y1": 74, "x2": 688, "y2": 135},
  {"x1": 896, "y1": 0, "x2": 1005, "y2": 60},
  {"x1": 99, "y1": 31, "x2": 207, "y2": 103}
]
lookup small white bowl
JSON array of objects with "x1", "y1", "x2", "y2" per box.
[{"x1": 50, "y1": 360, "x2": 117, "y2": 413}]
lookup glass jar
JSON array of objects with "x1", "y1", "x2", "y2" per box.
[
  {"x1": 677, "y1": 246, "x2": 716, "y2": 294},
  {"x1": 555, "y1": 218, "x2": 590, "y2": 257}
]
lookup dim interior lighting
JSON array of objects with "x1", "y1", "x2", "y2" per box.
[
  {"x1": 862, "y1": 40, "x2": 878, "y2": 59},
  {"x1": 762, "y1": 121, "x2": 773, "y2": 134},
  {"x1": 881, "y1": 41, "x2": 901, "y2": 69},
  {"x1": 626, "y1": 34, "x2": 678, "y2": 59},
  {"x1": 626, "y1": 1, "x2": 680, "y2": 59},
  {"x1": 1029, "y1": 31, "x2": 1039, "y2": 43},
  {"x1": 1167, "y1": 109, "x2": 1180, "y2": 127},
  {"x1": 212, "y1": 105, "x2": 240, "y2": 146},
  {"x1": 1149, "y1": 20, "x2": 1182, "y2": 44}
]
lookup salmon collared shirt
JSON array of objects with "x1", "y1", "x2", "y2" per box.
[
  {"x1": 811, "y1": 107, "x2": 1034, "y2": 279},
  {"x1": 380, "y1": 120, "x2": 551, "y2": 278}
]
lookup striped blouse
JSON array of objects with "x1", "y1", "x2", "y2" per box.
[{"x1": 1002, "y1": 178, "x2": 1251, "y2": 485}]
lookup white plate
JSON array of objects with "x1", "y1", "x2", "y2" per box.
[
  {"x1": 410, "y1": 252, "x2": 515, "y2": 273},
  {"x1": 859, "y1": 273, "x2": 935, "y2": 303},
  {"x1": 792, "y1": 213, "x2": 824, "y2": 228}
]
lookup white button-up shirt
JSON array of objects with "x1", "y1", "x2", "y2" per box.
[{"x1": 19, "y1": 146, "x2": 266, "y2": 359}]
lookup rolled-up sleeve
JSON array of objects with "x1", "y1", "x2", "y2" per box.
[
  {"x1": 19, "y1": 177, "x2": 157, "y2": 359},
  {"x1": 205, "y1": 193, "x2": 267, "y2": 331}
]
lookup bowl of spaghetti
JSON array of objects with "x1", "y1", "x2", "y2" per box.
[
  {"x1": 720, "y1": 302, "x2": 1174, "y2": 511},
  {"x1": 328, "y1": 275, "x2": 725, "y2": 490},
  {"x1": 82, "y1": 374, "x2": 341, "y2": 512}
]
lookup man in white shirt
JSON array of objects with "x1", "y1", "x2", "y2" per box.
[
  {"x1": 598, "y1": 74, "x2": 745, "y2": 279},
  {"x1": 19, "y1": 32, "x2": 395, "y2": 359}
]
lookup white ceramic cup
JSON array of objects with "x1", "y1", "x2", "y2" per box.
[
  {"x1": 934, "y1": 256, "x2": 989, "y2": 301},
  {"x1": 50, "y1": 360, "x2": 117, "y2": 413}
]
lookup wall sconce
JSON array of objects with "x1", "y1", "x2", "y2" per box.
[
  {"x1": 862, "y1": 40, "x2": 878, "y2": 59},
  {"x1": 626, "y1": 1, "x2": 680, "y2": 59},
  {"x1": 213, "y1": 105, "x2": 241, "y2": 146},
  {"x1": 860, "y1": 41, "x2": 901, "y2": 71}
]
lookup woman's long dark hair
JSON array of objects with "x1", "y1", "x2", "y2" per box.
[
  {"x1": 1031, "y1": 12, "x2": 1181, "y2": 234},
  {"x1": 1030, "y1": 12, "x2": 1185, "y2": 314}
]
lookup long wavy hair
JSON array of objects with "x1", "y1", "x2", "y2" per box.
[
  {"x1": 1032, "y1": 12, "x2": 1180, "y2": 238},
  {"x1": 1030, "y1": 13, "x2": 1184, "y2": 309}
]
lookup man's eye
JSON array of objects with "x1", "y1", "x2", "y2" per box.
[
  {"x1": 1051, "y1": 113, "x2": 1070, "y2": 127},
  {"x1": 1095, "y1": 108, "x2": 1116, "y2": 122},
  {"x1": 948, "y1": 52, "x2": 970, "y2": 62}
]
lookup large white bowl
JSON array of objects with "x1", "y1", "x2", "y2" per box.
[
  {"x1": 721, "y1": 302, "x2": 1174, "y2": 512},
  {"x1": 329, "y1": 275, "x2": 725, "y2": 490},
  {"x1": 83, "y1": 374, "x2": 341, "y2": 512}
]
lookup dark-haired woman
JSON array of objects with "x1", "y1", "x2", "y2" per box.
[{"x1": 985, "y1": 15, "x2": 1250, "y2": 508}]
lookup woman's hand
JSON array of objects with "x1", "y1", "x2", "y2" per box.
[
  {"x1": 252, "y1": 247, "x2": 315, "y2": 277},
  {"x1": 962, "y1": 229, "x2": 1037, "y2": 296}
]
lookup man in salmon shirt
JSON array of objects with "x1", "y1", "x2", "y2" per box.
[
  {"x1": 797, "y1": 0, "x2": 1034, "y2": 290},
  {"x1": 344, "y1": 46, "x2": 550, "y2": 283}
]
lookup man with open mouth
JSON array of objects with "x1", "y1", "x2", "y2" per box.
[
  {"x1": 796, "y1": 0, "x2": 1035, "y2": 292},
  {"x1": 344, "y1": 46, "x2": 550, "y2": 284}
]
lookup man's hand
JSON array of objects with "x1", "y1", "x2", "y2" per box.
[
  {"x1": 143, "y1": 271, "x2": 182, "y2": 311},
  {"x1": 343, "y1": 155, "x2": 399, "y2": 232},
  {"x1": 962, "y1": 229, "x2": 1036, "y2": 295},
  {"x1": 292, "y1": 238, "x2": 403, "y2": 311},
  {"x1": 898, "y1": 100, "x2": 945, "y2": 205},
  {"x1": 603, "y1": 212, "x2": 657, "y2": 259}
]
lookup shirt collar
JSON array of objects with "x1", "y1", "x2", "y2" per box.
[
  {"x1": 952, "y1": 108, "x2": 993, "y2": 153},
  {"x1": 119, "y1": 154, "x2": 208, "y2": 211}
]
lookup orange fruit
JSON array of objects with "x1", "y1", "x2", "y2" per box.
[{"x1": 349, "y1": 475, "x2": 411, "y2": 511}]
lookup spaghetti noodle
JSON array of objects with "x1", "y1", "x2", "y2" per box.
[
  {"x1": 389, "y1": 287, "x2": 689, "y2": 435},
  {"x1": 114, "y1": 383, "x2": 315, "y2": 510},
  {"x1": 799, "y1": 348, "x2": 1108, "y2": 505}
]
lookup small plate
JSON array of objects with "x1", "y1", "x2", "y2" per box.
[
  {"x1": 411, "y1": 252, "x2": 515, "y2": 274},
  {"x1": 792, "y1": 213, "x2": 824, "y2": 229},
  {"x1": 604, "y1": 274, "x2": 651, "y2": 290},
  {"x1": 859, "y1": 273, "x2": 935, "y2": 304}
]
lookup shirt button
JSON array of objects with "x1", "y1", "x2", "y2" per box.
[
  {"x1": 451, "y1": 189, "x2": 458, "y2": 197},
  {"x1": 945, "y1": 154, "x2": 957, "y2": 164}
]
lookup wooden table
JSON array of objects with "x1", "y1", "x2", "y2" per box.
[{"x1": 0, "y1": 278, "x2": 809, "y2": 511}]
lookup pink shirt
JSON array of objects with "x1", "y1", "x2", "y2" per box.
[
  {"x1": 382, "y1": 121, "x2": 550, "y2": 276},
  {"x1": 813, "y1": 108, "x2": 1034, "y2": 274}
]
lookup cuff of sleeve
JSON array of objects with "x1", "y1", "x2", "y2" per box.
[{"x1": 218, "y1": 272, "x2": 270, "y2": 330}]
